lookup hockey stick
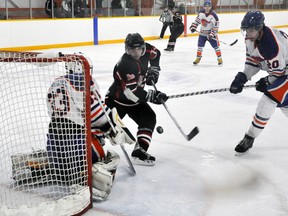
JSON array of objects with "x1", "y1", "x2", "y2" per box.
[
  {"x1": 93, "y1": 92, "x2": 136, "y2": 175},
  {"x1": 196, "y1": 30, "x2": 238, "y2": 46},
  {"x1": 152, "y1": 82, "x2": 199, "y2": 141},
  {"x1": 168, "y1": 84, "x2": 256, "y2": 99}
]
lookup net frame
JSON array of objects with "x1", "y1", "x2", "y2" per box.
[{"x1": 0, "y1": 51, "x2": 93, "y2": 216}]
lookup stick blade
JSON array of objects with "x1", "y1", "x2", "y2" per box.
[
  {"x1": 230, "y1": 39, "x2": 238, "y2": 46},
  {"x1": 186, "y1": 126, "x2": 199, "y2": 141}
]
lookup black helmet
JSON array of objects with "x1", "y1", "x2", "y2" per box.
[
  {"x1": 125, "y1": 33, "x2": 145, "y2": 49},
  {"x1": 241, "y1": 10, "x2": 265, "y2": 31}
]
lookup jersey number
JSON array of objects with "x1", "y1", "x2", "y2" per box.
[
  {"x1": 48, "y1": 87, "x2": 70, "y2": 116},
  {"x1": 267, "y1": 60, "x2": 279, "y2": 70}
]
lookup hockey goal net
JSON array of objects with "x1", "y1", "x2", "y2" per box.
[{"x1": 0, "y1": 51, "x2": 92, "y2": 215}]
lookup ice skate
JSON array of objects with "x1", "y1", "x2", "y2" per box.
[
  {"x1": 217, "y1": 57, "x2": 223, "y2": 65},
  {"x1": 193, "y1": 57, "x2": 201, "y2": 65},
  {"x1": 235, "y1": 134, "x2": 254, "y2": 155},
  {"x1": 131, "y1": 146, "x2": 155, "y2": 166},
  {"x1": 164, "y1": 47, "x2": 174, "y2": 52}
]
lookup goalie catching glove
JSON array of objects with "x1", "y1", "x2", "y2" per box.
[
  {"x1": 103, "y1": 108, "x2": 136, "y2": 146},
  {"x1": 146, "y1": 66, "x2": 160, "y2": 85},
  {"x1": 146, "y1": 90, "x2": 168, "y2": 104}
]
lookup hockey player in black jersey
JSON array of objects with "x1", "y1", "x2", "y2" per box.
[
  {"x1": 164, "y1": 7, "x2": 184, "y2": 52},
  {"x1": 105, "y1": 33, "x2": 168, "y2": 165}
]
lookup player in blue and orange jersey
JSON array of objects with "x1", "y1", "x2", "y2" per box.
[
  {"x1": 229, "y1": 10, "x2": 288, "y2": 154},
  {"x1": 189, "y1": 0, "x2": 223, "y2": 65}
]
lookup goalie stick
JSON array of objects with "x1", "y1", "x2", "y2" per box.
[
  {"x1": 152, "y1": 82, "x2": 199, "y2": 141},
  {"x1": 168, "y1": 85, "x2": 256, "y2": 99},
  {"x1": 93, "y1": 92, "x2": 136, "y2": 175},
  {"x1": 196, "y1": 30, "x2": 238, "y2": 46}
]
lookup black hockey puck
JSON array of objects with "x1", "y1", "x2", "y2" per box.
[{"x1": 156, "y1": 126, "x2": 164, "y2": 134}]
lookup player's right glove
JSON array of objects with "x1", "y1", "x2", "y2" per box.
[
  {"x1": 146, "y1": 90, "x2": 168, "y2": 104},
  {"x1": 189, "y1": 23, "x2": 197, "y2": 33},
  {"x1": 146, "y1": 66, "x2": 160, "y2": 85},
  {"x1": 189, "y1": 25, "x2": 197, "y2": 33},
  {"x1": 229, "y1": 72, "x2": 248, "y2": 94}
]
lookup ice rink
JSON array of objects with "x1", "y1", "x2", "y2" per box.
[{"x1": 54, "y1": 29, "x2": 288, "y2": 216}]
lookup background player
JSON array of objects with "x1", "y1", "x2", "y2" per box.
[
  {"x1": 189, "y1": 0, "x2": 223, "y2": 65},
  {"x1": 164, "y1": 7, "x2": 184, "y2": 52},
  {"x1": 158, "y1": 7, "x2": 173, "y2": 39},
  {"x1": 105, "y1": 33, "x2": 168, "y2": 166},
  {"x1": 229, "y1": 10, "x2": 288, "y2": 154}
]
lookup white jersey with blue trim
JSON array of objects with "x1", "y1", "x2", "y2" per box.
[
  {"x1": 192, "y1": 9, "x2": 219, "y2": 35},
  {"x1": 47, "y1": 74, "x2": 110, "y2": 129},
  {"x1": 243, "y1": 26, "x2": 288, "y2": 84}
]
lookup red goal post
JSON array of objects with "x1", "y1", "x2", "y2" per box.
[{"x1": 0, "y1": 51, "x2": 93, "y2": 215}]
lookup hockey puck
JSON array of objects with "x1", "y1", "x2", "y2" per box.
[{"x1": 156, "y1": 126, "x2": 164, "y2": 134}]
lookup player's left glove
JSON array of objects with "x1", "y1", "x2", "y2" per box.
[
  {"x1": 146, "y1": 66, "x2": 160, "y2": 85},
  {"x1": 207, "y1": 32, "x2": 215, "y2": 40},
  {"x1": 146, "y1": 90, "x2": 168, "y2": 104},
  {"x1": 256, "y1": 76, "x2": 271, "y2": 93}
]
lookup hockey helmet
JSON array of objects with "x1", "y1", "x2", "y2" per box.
[
  {"x1": 125, "y1": 33, "x2": 145, "y2": 49},
  {"x1": 203, "y1": 0, "x2": 212, "y2": 7},
  {"x1": 241, "y1": 10, "x2": 265, "y2": 31},
  {"x1": 125, "y1": 33, "x2": 146, "y2": 59},
  {"x1": 65, "y1": 61, "x2": 83, "y2": 74}
]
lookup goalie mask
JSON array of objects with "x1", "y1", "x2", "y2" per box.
[
  {"x1": 241, "y1": 10, "x2": 265, "y2": 41},
  {"x1": 65, "y1": 61, "x2": 83, "y2": 74},
  {"x1": 125, "y1": 33, "x2": 146, "y2": 60}
]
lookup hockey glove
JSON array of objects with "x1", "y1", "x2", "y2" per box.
[
  {"x1": 229, "y1": 72, "x2": 248, "y2": 94},
  {"x1": 146, "y1": 66, "x2": 160, "y2": 85},
  {"x1": 146, "y1": 90, "x2": 168, "y2": 104},
  {"x1": 256, "y1": 76, "x2": 270, "y2": 93},
  {"x1": 207, "y1": 32, "x2": 215, "y2": 40},
  {"x1": 189, "y1": 25, "x2": 197, "y2": 33}
]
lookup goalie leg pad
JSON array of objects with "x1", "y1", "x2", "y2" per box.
[
  {"x1": 11, "y1": 149, "x2": 51, "y2": 183},
  {"x1": 92, "y1": 150, "x2": 120, "y2": 200}
]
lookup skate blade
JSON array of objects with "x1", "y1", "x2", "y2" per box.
[
  {"x1": 132, "y1": 157, "x2": 155, "y2": 166},
  {"x1": 235, "y1": 150, "x2": 250, "y2": 156}
]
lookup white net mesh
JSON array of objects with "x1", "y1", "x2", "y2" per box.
[{"x1": 0, "y1": 51, "x2": 92, "y2": 215}]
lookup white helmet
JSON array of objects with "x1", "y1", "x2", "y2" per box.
[{"x1": 65, "y1": 61, "x2": 83, "y2": 74}]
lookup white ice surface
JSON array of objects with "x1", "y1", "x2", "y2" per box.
[{"x1": 51, "y1": 30, "x2": 288, "y2": 216}]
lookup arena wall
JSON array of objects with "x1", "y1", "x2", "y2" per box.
[{"x1": 0, "y1": 11, "x2": 287, "y2": 51}]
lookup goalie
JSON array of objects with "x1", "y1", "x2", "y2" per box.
[{"x1": 45, "y1": 52, "x2": 135, "y2": 201}]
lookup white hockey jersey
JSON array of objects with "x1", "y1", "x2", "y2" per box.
[
  {"x1": 243, "y1": 26, "x2": 288, "y2": 83},
  {"x1": 191, "y1": 9, "x2": 219, "y2": 35},
  {"x1": 47, "y1": 73, "x2": 110, "y2": 130}
]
